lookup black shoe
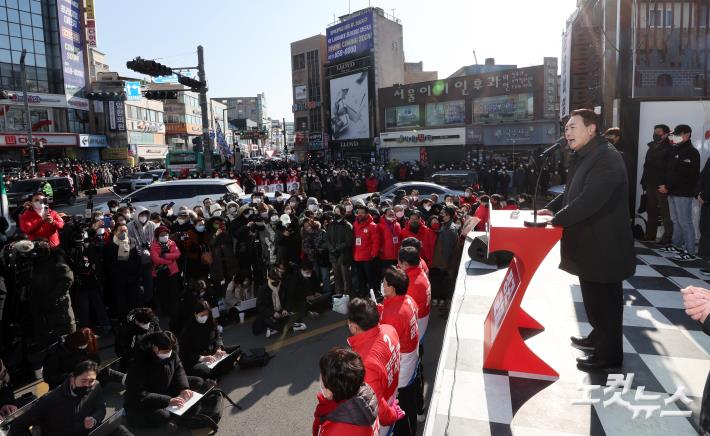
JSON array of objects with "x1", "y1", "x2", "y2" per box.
[
  {"x1": 570, "y1": 335, "x2": 593, "y2": 349},
  {"x1": 576, "y1": 354, "x2": 622, "y2": 372}
]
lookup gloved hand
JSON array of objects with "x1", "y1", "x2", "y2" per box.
[{"x1": 393, "y1": 399, "x2": 406, "y2": 421}]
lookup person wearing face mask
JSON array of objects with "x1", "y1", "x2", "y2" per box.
[
  {"x1": 418, "y1": 199, "x2": 434, "y2": 221},
  {"x1": 170, "y1": 210, "x2": 203, "y2": 282},
  {"x1": 159, "y1": 203, "x2": 175, "y2": 224},
  {"x1": 225, "y1": 201, "x2": 240, "y2": 222},
  {"x1": 352, "y1": 204, "x2": 380, "y2": 300},
  {"x1": 115, "y1": 307, "x2": 161, "y2": 371},
  {"x1": 224, "y1": 272, "x2": 254, "y2": 322},
  {"x1": 399, "y1": 211, "x2": 434, "y2": 266},
  {"x1": 640, "y1": 124, "x2": 673, "y2": 244},
  {"x1": 150, "y1": 226, "x2": 181, "y2": 317},
  {"x1": 208, "y1": 203, "x2": 224, "y2": 218},
  {"x1": 303, "y1": 197, "x2": 321, "y2": 219},
  {"x1": 377, "y1": 207, "x2": 402, "y2": 282},
  {"x1": 281, "y1": 259, "x2": 319, "y2": 329},
  {"x1": 19, "y1": 192, "x2": 65, "y2": 248},
  {"x1": 128, "y1": 207, "x2": 157, "y2": 306},
  {"x1": 41, "y1": 328, "x2": 101, "y2": 390},
  {"x1": 312, "y1": 347, "x2": 378, "y2": 436},
  {"x1": 9, "y1": 360, "x2": 106, "y2": 436},
  {"x1": 105, "y1": 223, "x2": 140, "y2": 319},
  {"x1": 346, "y1": 298, "x2": 405, "y2": 434},
  {"x1": 326, "y1": 205, "x2": 354, "y2": 296},
  {"x1": 206, "y1": 216, "x2": 238, "y2": 290},
  {"x1": 255, "y1": 269, "x2": 289, "y2": 338},
  {"x1": 178, "y1": 300, "x2": 240, "y2": 379},
  {"x1": 459, "y1": 187, "x2": 477, "y2": 207},
  {"x1": 123, "y1": 331, "x2": 203, "y2": 431},
  {"x1": 430, "y1": 207, "x2": 461, "y2": 309}
]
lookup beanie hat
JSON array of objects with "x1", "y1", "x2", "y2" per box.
[{"x1": 154, "y1": 225, "x2": 170, "y2": 238}]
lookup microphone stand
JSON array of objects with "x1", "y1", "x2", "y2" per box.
[{"x1": 524, "y1": 151, "x2": 553, "y2": 228}]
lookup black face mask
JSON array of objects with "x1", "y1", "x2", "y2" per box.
[
  {"x1": 73, "y1": 385, "x2": 91, "y2": 397},
  {"x1": 652, "y1": 133, "x2": 662, "y2": 142}
]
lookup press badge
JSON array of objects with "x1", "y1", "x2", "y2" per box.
[
  {"x1": 392, "y1": 237, "x2": 399, "y2": 244},
  {"x1": 355, "y1": 237, "x2": 362, "y2": 246}
]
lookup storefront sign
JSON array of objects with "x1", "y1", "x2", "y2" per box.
[
  {"x1": 165, "y1": 122, "x2": 201, "y2": 135},
  {"x1": 101, "y1": 147, "x2": 129, "y2": 160},
  {"x1": 78, "y1": 134, "x2": 107, "y2": 148},
  {"x1": 136, "y1": 145, "x2": 168, "y2": 159},
  {"x1": 85, "y1": 0, "x2": 95, "y2": 19},
  {"x1": 330, "y1": 138, "x2": 373, "y2": 151},
  {"x1": 465, "y1": 126, "x2": 483, "y2": 145},
  {"x1": 292, "y1": 101, "x2": 321, "y2": 112},
  {"x1": 1, "y1": 92, "x2": 83, "y2": 109},
  {"x1": 57, "y1": 0, "x2": 86, "y2": 107},
  {"x1": 0, "y1": 133, "x2": 79, "y2": 147},
  {"x1": 482, "y1": 122, "x2": 559, "y2": 146},
  {"x1": 128, "y1": 119, "x2": 164, "y2": 133},
  {"x1": 107, "y1": 101, "x2": 126, "y2": 131},
  {"x1": 86, "y1": 19, "x2": 96, "y2": 47},
  {"x1": 380, "y1": 128, "x2": 465, "y2": 148},
  {"x1": 128, "y1": 131, "x2": 157, "y2": 145},
  {"x1": 326, "y1": 10, "x2": 373, "y2": 62},
  {"x1": 325, "y1": 56, "x2": 372, "y2": 77},
  {"x1": 294, "y1": 85, "x2": 307, "y2": 100}
]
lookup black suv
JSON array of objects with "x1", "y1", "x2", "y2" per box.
[{"x1": 7, "y1": 177, "x2": 76, "y2": 210}]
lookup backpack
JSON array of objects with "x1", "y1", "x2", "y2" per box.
[
  {"x1": 178, "y1": 389, "x2": 242, "y2": 433},
  {"x1": 238, "y1": 347, "x2": 272, "y2": 369}
]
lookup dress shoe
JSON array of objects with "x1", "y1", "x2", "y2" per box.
[
  {"x1": 570, "y1": 335, "x2": 594, "y2": 351},
  {"x1": 576, "y1": 354, "x2": 622, "y2": 372}
]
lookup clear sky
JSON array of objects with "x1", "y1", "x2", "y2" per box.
[{"x1": 95, "y1": 0, "x2": 577, "y2": 122}]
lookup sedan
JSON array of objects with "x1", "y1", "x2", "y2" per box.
[{"x1": 351, "y1": 181, "x2": 464, "y2": 205}]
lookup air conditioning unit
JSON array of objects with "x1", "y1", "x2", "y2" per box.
[{"x1": 97, "y1": 71, "x2": 119, "y2": 81}]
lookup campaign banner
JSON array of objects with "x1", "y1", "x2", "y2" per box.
[{"x1": 326, "y1": 10, "x2": 373, "y2": 62}]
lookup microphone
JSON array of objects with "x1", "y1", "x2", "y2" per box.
[{"x1": 539, "y1": 137, "x2": 567, "y2": 159}]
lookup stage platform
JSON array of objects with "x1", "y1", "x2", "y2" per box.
[{"x1": 423, "y1": 235, "x2": 709, "y2": 436}]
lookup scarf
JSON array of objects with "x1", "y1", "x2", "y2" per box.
[
  {"x1": 269, "y1": 281, "x2": 282, "y2": 312},
  {"x1": 113, "y1": 235, "x2": 131, "y2": 261}
]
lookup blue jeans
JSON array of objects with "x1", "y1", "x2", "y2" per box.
[
  {"x1": 317, "y1": 263, "x2": 331, "y2": 294},
  {"x1": 668, "y1": 195, "x2": 696, "y2": 254}
]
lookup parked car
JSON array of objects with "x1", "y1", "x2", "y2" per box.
[
  {"x1": 7, "y1": 177, "x2": 75, "y2": 211},
  {"x1": 350, "y1": 181, "x2": 464, "y2": 205},
  {"x1": 430, "y1": 171, "x2": 478, "y2": 191},
  {"x1": 97, "y1": 179, "x2": 246, "y2": 214},
  {"x1": 112, "y1": 172, "x2": 161, "y2": 194}
]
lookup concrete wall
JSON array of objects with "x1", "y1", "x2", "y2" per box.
[{"x1": 373, "y1": 12, "x2": 404, "y2": 135}]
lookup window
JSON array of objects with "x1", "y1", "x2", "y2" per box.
[
  {"x1": 386, "y1": 105, "x2": 420, "y2": 128},
  {"x1": 648, "y1": 7, "x2": 673, "y2": 28},
  {"x1": 292, "y1": 53, "x2": 305, "y2": 70},
  {"x1": 129, "y1": 186, "x2": 165, "y2": 202},
  {"x1": 426, "y1": 100, "x2": 465, "y2": 126}
]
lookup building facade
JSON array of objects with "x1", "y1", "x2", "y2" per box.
[
  {"x1": 215, "y1": 94, "x2": 268, "y2": 129},
  {"x1": 325, "y1": 7, "x2": 405, "y2": 159},
  {"x1": 290, "y1": 34, "x2": 327, "y2": 160},
  {"x1": 404, "y1": 61, "x2": 437, "y2": 84},
  {"x1": 0, "y1": 0, "x2": 96, "y2": 163},
  {"x1": 378, "y1": 59, "x2": 559, "y2": 163}
]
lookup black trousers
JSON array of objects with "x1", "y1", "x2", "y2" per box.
[
  {"x1": 353, "y1": 260, "x2": 377, "y2": 298},
  {"x1": 579, "y1": 279, "x2": 623, "y2": 362},
  {"x1": 393, "y1": 381, "x2": 418, "y2": 436}
]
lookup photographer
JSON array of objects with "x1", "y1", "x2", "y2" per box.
[
  {"x1": 170, "y1": 210, "x2": 202, "y2": 282},
  {"x1": 105, "y1": 223, "x2": 141, "y2": 319},
  {"x1": 128, "y1": 207, "x2": 156, "y2": 306},
  {"x1": 19, "y1": 192, "x2": 64, "y2": 248},
  {"x1": 235, "y1": 206, "x2": 267, "y2": 285},
  {"x1": 206, "y1": 216, "x2": 237, "y2": 289}
]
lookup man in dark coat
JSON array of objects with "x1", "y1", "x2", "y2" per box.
[
  {"x1": 543, "y1": 109, "x2": 635, "y2": 371},
  {"x1": 640, "y1": 124, "x2": 673, "y2": 243}
]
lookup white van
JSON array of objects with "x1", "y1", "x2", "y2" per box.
[{"x1": 98, "y1": 178, "x2": 244, "y2": 213}]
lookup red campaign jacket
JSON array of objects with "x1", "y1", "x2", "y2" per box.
[
  {"x1": 312, "y1": 393, "x2": 379, "y2": 436},
  {"x1": 399, "y1": 219, "x2": 434, "y2": 265},
  {"x1": 353, "y1": 215, "x2": 379, "y2": 262},
  {"x1": 377, "y1": 219, "x2": 401, "y2": 261},
  {"x1": 405, "y1": 265, "x2": 431, "y2": 320},
  {"x1": 150, "y1": 239, "x2": 181, "y2": 277},
  {"x1": 474, "y1": 204, "x2": 490, "y2": 231},
  {"x1": 502, "y1": 204, "x2": 518, "y2": 210},
  {"x1": 348, "y1": 325, "x2": 400, "y2": 426},
  {"x1": 19, "y1": 207, "x2": 65, "y2": 247},
  {"x1": 365, "y1": 177, "x2": 379, "y2": 193},
  {"x1": 378, "y1": 295, "x2": 418, "y2": 354},
  {"x1": 459, "y1": 195, "x2": 477, "y2": 207}
]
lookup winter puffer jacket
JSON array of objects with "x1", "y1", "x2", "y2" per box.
[
  {"x1": 312, "y1": 384, "x2": 379, "y2": 436},
  {"x1": 353, "y1": 215, "x2": 379, "y2": 262}
]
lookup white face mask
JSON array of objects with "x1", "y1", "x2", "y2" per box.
[
  {"x1": 77, "y1": 344, "x2": 88, "y2": 350},
  {"x1": 345, "y1": 205, "x2": 353, "y2": 212},
  {"x1": 159, "y1": 235, "x2": 169, "y2": 243},
  {"x1": 445, "y1": 201, "x2": 453, "y2": 207},
  {"x1": 165, "y1": 209, "x2": 173, "y2": 216},
  {"x1": 32, "y1": 201, "x2": 44, "y2": 210},
  {"x1": 137, "y1": 321, "x2": 150, "y2": 330},
  {"x1": 423, "y1": 205, "x2": 431, "y2": 211},
  {"x1": 139, "y1": 216, "x2": 148, "y2": 224},
  {"x1": 177, "y1": 218, "x2": 187, "y2": 225},
  {"x1": 308, "y1": 204, "x2": 318, "y2": 212},
  {"x1": 213, "y1": 211, "x2": 222, "y2": 217},
  {"x1": 195, "y1": 315, "x2": 208, "y2": 324},
  {"x1": 253, "y1": 198, "x2": 262, "y2": 204},
  {"x1": 302, "y1": 270, "x2": 312, "y2": 278},
  {"x1": 156, "y1": 350, "x2": 172, "y2": 360},
  {"x1": 96, "y1": 228, "x2": 105, "y2": 236},
  {"x1": 395, "y1": 211, "x2": 404, "y2": 218},
  {"x1": 228, "y1": 207, "x2": 237, "y2": 214}
]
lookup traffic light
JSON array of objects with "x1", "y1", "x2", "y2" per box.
[
  {"x1": 177, "y1": 74, "x2": 203, "y2": 90},
  {"x1": 86, "y1": 91, "x2": 127, "y2": 101},
  {"x1": 126, "y1": 57, "x2": 173, "y2": 77},
  {"x1": 143, "y1": 90, "x2": 178, "y2": 100}
]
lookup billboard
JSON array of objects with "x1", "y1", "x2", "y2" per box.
[
  {"x1": 426, "y1": 100, "x2": 465, "y2": 126},
  {"x1": 57, "y1": 0, "x2": 85, "y2": 105},
  {"x1": 294, "y1": 85, "x2": 307, "y2": 100},
  {"x1": 330, "y1": 71, "x2": 370, "y2": 140},
  {"x1": 385, "y1": 105, "x2": 420, "y2": 128},
  {"x1": 473, "y1": 93, "x2": 534, "y2": 122},
  {"x1": 326, "y1": 11, "x2": 373, "y2": 62}
]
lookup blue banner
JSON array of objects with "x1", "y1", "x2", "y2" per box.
[
  {"x1": 326, "y1": 10, "x2": 373, "y2": 62},
  {"x1": 482, "y1": 122, "x2": 559, "y2": 146},
  {"x1": 57, "y1": 0, "x2": 85, "y2": 105}
]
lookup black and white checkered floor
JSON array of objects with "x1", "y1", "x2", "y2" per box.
[{"x1": 423, "y1": 236, "x2": 710, "y2": 436}]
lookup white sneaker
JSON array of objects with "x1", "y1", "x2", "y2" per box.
[
  {"x1": 266, "y1": 328, "x2": 279, "y2": 339},
  {"x1": 293, "y1": 322, "x2": 307, "y2": 332},
  {"x1": 308, "y1": 311, "x2": 319, "y2": 319}
]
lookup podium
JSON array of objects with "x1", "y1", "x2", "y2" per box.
[{"x1": 482, "y1": 210, "x2": 562, "y2": 379}]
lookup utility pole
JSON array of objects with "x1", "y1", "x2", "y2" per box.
[
  {"x1": 197, "y1": 46, "x2": 212, "y2": 174},
  {"x1": 282, "y1": 117, "x2": 287, "y2": 155},
  {"x1": 20, "y1": 49, "x2": 35, "y2": 176}
]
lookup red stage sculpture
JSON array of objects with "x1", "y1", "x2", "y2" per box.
[{"x1": 482, "y1": 210, "x2": 562, "y2": 379}]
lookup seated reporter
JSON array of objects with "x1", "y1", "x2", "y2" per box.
[
  {"x1": 9, "y1": 360, "x2": 106, "y2": 436},
  {"x1": 114, "y1": 307, "x2": 161, "y2": 371},
  {"x1": 312, "y1": 347, "x2": 378, "y2": 436},
  {"x1": 178, "y1": 300, "x2": 240, "y2": 379},
  {"x1": 42, "y1": 328, "x2": 103, "y2": 390},
  {"x1": 123, "y1": 331, "x2": 203, "y2": 430}
]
